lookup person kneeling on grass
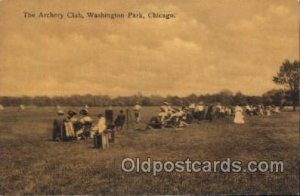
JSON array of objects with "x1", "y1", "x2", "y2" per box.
[{"x1": 76, "y1": 109, "x2": 93, "y2": 140}]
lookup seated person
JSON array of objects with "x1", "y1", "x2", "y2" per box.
[
  {"x1": 76, "y1": 109, "x2": 93, "y2": 140},
  {"x1": 225, "y1": 106, "x2": 232, "y2": 116},
  {"x1": 148, "y1": 116, "x2": 163, "y2": 129},
  {"x1": 245, "y1": 104, "x2": 253, "y2": 116},
  {"x1": 258, "y1": 105, "x2": 265, "y2": 116},
  {"x1": 274, "y1": 106, "x2": 280, "y2": 113},
  {"x1": 173, "y1": 108, "x2": 188, "y2": 128},
  {"x1": 64, "y1": 110, "x2": 77, "y2": 140},
  {"x1": 164, "y1": 109, "x2": 181, "y2": 128},
  {"x1": 219, "y1": 106, "x2": 226, "y2": 118},
  {"x1": 158, "y1": 107, "x2": 169, "y2": 126},
  {"x1": 265, "y1": 106, "x2": 272, "y2": 116},
  {"x1": 182, "y1": 107, "x2": 193, "y2": 124}
]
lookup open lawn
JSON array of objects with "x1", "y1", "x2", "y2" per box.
[{"x1": 0, "y1": 107, "x2": 299, "y2": 195}]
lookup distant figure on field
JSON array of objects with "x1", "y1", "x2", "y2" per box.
[
  {"x1": 105, "y1": 106, "x2": 114, "y2": 129},
  {"x1": 194, "y1": 101, "x2": 205, "y2": 120},
  {"x1": 258, "y1": 105, "x2": 265, "y2": 116},
  {"x1": 233, "y1": 105, "x2": 245, "y2": 124},
  {"x1": 265, "y1": 106, "x2": 271, "y2": 116},
  {"x1": 19, "y1": 104, "x2": 25, "y2": 111},
  {"x1": 245, "y1": 104, "x2": 253, "y2": 116},
  {"x1": 188, "y1": 102, "x2": 196, "y2": 111},
  {"x1": 274, "y1": 106, "x2": 280, "y2": 113},
  {"x1": 206, "y1": 104, "x2": 218, "y2": 122},
  {"x1": 133, "y1": 102, "x2": 142, "y2": 123},
  {"x1": 52, "y1": 110, "x2": 65, "y2": 141},
  {"x1": 115, "y1": 110, "x2": 126, "y2": 131}
]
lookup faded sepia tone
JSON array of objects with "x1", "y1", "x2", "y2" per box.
[
  {"x1": 0, "y1": 0, "x2": 299, "y2": 195},
  {"x1": 0, "y1": 0, "x2": 298, "y2": 96}
]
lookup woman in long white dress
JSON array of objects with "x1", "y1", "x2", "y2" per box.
[
  {"x1": 92, "y1": 114, "x2": 109, "y2": 149},
  {"x1": 234, "y1": 105, "x2": 245, "y2": 124}
]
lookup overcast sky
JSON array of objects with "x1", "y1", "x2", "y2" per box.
[{"x1": 0, "y1": 0, "x2": 298, "y2": 97}]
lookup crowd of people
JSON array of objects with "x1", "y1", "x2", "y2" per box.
[
  {"x1": 52, "y1": 108, "x2": 127, "y2": 149},
  {"x1": 147, "y1": 102, "x2": 281, "y2": 129},
  {"x1": 52, "y1": 101, "x2": 281, "y2": 149}
]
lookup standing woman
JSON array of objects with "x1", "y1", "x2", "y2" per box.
[
  {"x1": 233, "y1": 104, "x2": 245, "y2": 124},
  {"x1": 133, "y1": 102, "x2": 142, "y2": 123},
  {"x1": 93, "y1": 114, "x2": 109, "y2": 149}
]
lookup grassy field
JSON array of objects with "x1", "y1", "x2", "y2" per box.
[{"x1": 0, "y1": 106, "x2": 298, "y2": 195}]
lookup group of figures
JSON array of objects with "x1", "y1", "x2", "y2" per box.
[
  {"x1": 52, "y1": 102, "x2": 281, "y2": 147},
  {"x1": 52, "y1": 108, "x2": 127, "y2": 149},
  {"x1": 147, "y1": 102, "x2": 281, "y2": 129}
]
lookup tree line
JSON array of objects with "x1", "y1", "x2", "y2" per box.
[{"x1": 0, "y1": 89, "x2": 293, "y2": 107}]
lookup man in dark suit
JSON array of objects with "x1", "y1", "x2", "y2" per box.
[{"x1": 115, "y1": 110, "x2": 126, "y2": 131}]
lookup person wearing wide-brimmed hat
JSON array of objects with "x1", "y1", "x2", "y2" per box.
[
  {"x1": 161, "y1": 101, "x2": 174, "y2": 115},
  {"x1": 64, "y1": 110, "x2": 78, "y2": 140},
  {"x1": 76, "y1": 109, "x2": 93, "y2": 140}
]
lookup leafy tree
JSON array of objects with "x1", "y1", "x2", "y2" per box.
[
  {"x1": 273, "y1": 60, "x2": 299, "y2": 111},
  {"x1": 233, "y1": 91, "x2": 247, "y2": 105},
  {"x1": 262, "y1": 89, "x2": 284, "y2": 106},
  {"x1": 219, "y1": 89, "x2": 234, "y2": 105}
]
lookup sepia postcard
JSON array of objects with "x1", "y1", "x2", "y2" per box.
[{"x1": 0, "y1": 0, "x2": 299, "y2": 195}]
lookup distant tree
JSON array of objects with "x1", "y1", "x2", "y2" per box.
[
  {"x1": 33, "y1": 96, "x2": 52, "y2": 106},
  {"x1": 165, "y1": 95, "x2": 183, "y2": 106},
  {"x1": 186, "y1": 94, "x2": 198, "y2": 104},
  {"x1": 262, "y1": 89, "x2": 284, "y2": 106},
  {"x1": 233, "y1": 91, "x2": 247, "y2": 105},
  {"x1": 273, "y1": 60, "x2": 299, "y2": 111},
  {"x1": 149, "y1": 95, "x2": 165, "y2": 106},
  {"x1": 219, "y1": 89, "x2": 234, "y2": 105},
  {"x1": 140, "y1": 96, "x2": 151, "y2": 106},
  {"x1": 246, "y1": 96, "x2": 262, "y2": 105}
]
